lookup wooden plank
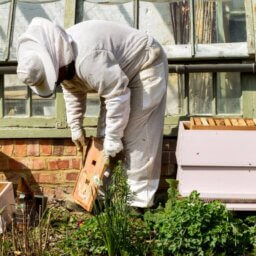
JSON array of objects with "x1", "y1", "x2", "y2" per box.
[
  {"x1": 224, "y1": 118, "x2": 232, "y2": 126},
  {"x1": 190, "y1": 117, "x2": 195, "y2": 129},
  {"x1": 207, "y1": 118, "x2": 216, "y2": 126},
  {"x1": 200, "y1": 117, "x2": 209, "y2": 126},
  {"x1": 230, "y1": 118, "x2": 239, "y2": 126},
  {"x1": 73, "y1": 138, "x2": 107, "y2": 212},
  {"x1": 64, "y1": 0, "x2": 76, "y2": 29},
  {"x1": 245, "y1": 0, "x2": 255, "y2": 54},
  {"x1": 245, "y1": 119, "x2": 255, "y2": 126},
  {"x1": 183, "y1": 122, "x2": 190, "y2": 130},
  {"x1": 238, "y1": 118, "x2": 247, "y2": 126},
  {"x1": 189, "y1": 125, "x2": 256, "y2": 131},
  {"x1": 215, "y1": 118, "x2": 225, "y2": 126},
  {"x1": 194, "y1": 117, "x2": 202, "y2": 126}
]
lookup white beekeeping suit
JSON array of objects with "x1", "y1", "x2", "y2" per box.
[{"x1": 17, "y1": 18, "x2": 168, "y2": 208}]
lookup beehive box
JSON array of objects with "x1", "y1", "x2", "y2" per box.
[
  {"x1": 0, "y1": 182, "x2": 15, "y2": 232},
  {"x1": 176, "y1": 118, "x2": 256, "y2": 211},
  {"x1": 73, "y1": 138, "x2": 107, "y2": 212}
]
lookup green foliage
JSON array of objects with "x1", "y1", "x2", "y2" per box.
[
  {"x1": 94, "y1": 161, "x2": 150, "y2": 256},
  {"x1": 58, "y1": 161, "x2": 150, "y2": 256},
  {"x1": 58, "y1": 216, "x2": 107, "y2": 256},
  {"x1": 145, "y1": 180, "x2": 251, "y2": 256}
]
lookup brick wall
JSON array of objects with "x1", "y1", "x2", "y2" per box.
[{"x1": 0, "y1": 138, "x2": 177, "y2": 201}]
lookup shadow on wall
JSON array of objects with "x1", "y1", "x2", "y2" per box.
[{"x1": 0, "y1": 151, "x2": 43, "y2": 196}]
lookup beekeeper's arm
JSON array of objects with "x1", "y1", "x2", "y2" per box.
[
  {"x1": 61, "y1": 82, "x2": 87, "y2": 151},
  {"x1": 78, "y1": 50, "x2": 130, "y2": 157}
]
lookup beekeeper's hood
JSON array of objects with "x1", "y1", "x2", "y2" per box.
[{"x1": 17, "y1": 17, "x2": 74, "y2": 97}]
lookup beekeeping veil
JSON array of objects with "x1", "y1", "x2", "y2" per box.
[{"x1": 17, "y1": 17, "x2": 74, "y2": 97}]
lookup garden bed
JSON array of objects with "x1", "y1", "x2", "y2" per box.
[{"x1": 1, "y1": 163, "x2": 256, "y2": 256}]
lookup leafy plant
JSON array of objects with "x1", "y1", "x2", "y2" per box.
[
  {"x1": 58, "y1": 216, "x2": 107, "y2": 256},
  {"x1": 145, "y1": 180, "x2": 251, "y2": 256},
  {"x1": 94, "y1": 161, "x2": 150, "y2": 256}
]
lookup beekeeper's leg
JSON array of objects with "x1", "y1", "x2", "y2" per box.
[{"x1": 123, "y1": 54, "x2": 168, "y2": 208}]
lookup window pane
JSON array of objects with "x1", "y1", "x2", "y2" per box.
[
  {"x1": 85, "y1": 93, "x2": 100, "y2": 117},
  {"x1": 4, "y1": 75, "x2": 28, "y2": 116},
  {"x1": 140, "y1": 0, "x2": 190, "y2": 45},
  {"x1": 0, "y1": 2, "x2": 10, "y2": 60},
  {"x1": 195, "y1": 0, "x2": 246, "y2": 44},
  {"x1": 32, "y1": 93, "x2": 55, "y2": 116},
  {"x1": 9, "y1": 0, "x2": 65, "y2": 60},
  {"x1": 166, "y1": 73, "x2": 184, "y2": 115},
  {"x1": 83, "y1": 1, "x2": 133, "y2": 26},
  {"x1": 189, "y1": 73, "x2": 213, "y2": 115},
  {"x1": 217, "y1": 72, "x2": 241, "y2": 114}
]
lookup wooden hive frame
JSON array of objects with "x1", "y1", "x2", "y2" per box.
[
  {"x1": 73, "y1": 137, "x2": 107, "y2": 212},
  {"x1": 188, "y1": 117, "x2": 256, "y2": 130}
]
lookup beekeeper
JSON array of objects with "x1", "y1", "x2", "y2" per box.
[{"x1": 16, "y1": 17, "x2": 168, "y2": 208}]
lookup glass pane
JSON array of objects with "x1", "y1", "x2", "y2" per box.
[
  {"x1": 189, "y1": 73, "x2": 213, "y2": 115},
  {"x1": 83, "y1": 1, "x2": 133, "y2": 26},
  {"x1": 32, "y1": 93, "x2": 55, "y2": 116},
  {"x1": 140, "y1": 0, "x2": 190, "y2": 45},
  {"x1": 4, "y1": 74, "x2": 28, "y2": 116},
  {"x1": 195, "y1": 0, "x2": 246, "y2": 44},
  {"x1": 0, "y1": 2, "x2": 10, "y2": 60},
  {"x1": 217, "y1": 72, "x2": 241, "y2": 114},
  {"x1": 85, "y1": 93, "x2": 100, "y2": 117},
  {"x1": 9, "y1": 0, "x2": 65, "y2": 60},
  {"x1": 166, "y1": 73, "x2": 184, "y2": 115}
]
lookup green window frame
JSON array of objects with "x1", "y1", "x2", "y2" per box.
[
  {"x1": 0, "y1": 71, "x2": 100, "y2": 138},
  {"x1": 0, "y1": 0, "x2": 256, "y2": 138}
]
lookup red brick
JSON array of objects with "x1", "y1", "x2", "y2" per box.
[
  {"x1": 161, "y1": 151, "x2": 170, "y2": 164},
  {"x1": 32, "y1": 159, "x2": 46, "y2": 170},
  {"x1": 30, "y1": 173, "x2": 40, "y2": 184},
  {"x1": 1, "y1": 140, "x2": 14, "y2": 156},
  {"x1": 48, "y1": 159, "x2": 70, "y2": 170},
  {"x1": 64, "y1": 140, "x2": 77, "y2": 156},
  {"x1": 158, "y1": 178, "x2": 169, "y2": 190},
  {"x1": 2, "y1": 172, "x2": 29, "y2": 184},
  {"x1": 39, "y1": 139, "x2": 52, "y2": 156},
  {"x1": 163, "y1": 139, "x2": 177, "y2": 151},
  {"x1": 71, "y1": 158, "x2": 81, "y2": 169},
  {"x1": 36, "y1": 173, "x2": 60, "y2": 184},
  {"x1": 161, "y1": 164, "x2": 176, "y2": 177},
  {"x1": 9, "y1": 158, "x2": 29, "y2": 170},
  {"x1": 14, "y1": 140, "x2": 27, "y2": 157},
  {"x1": 0, "y1": 159, "x2": 9, "y2": 170},
  {"x1": 27, "y1": 140, "x2": 39, "y2": 156},
  {"x1": 54, "y1": 186, "x2": 69, "y2": 199},
  {"x1": 53, "y1": 140, "x2": 64, "y2": 156},
  {"x1": 42, "y1": 187, "x2": 55, "y2": 199},
  {"x1": 30, "y1": 185, "x2": 43, "y2": 195},
  {"x1": 66, "y1": 172, "x2": 79, "y2": 181},
  {"x1": 0, "y1": 173, "x2": 7, "y2": 180},
  {"x1": 170, "y1": 152, "x2": 177, "y2": 164}
]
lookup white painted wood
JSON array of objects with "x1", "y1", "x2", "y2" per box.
[
  {"x1": 0, "y1": 182, "x2": 15, "y2": 233},
  {"x1": 177, "y1": 122, "x2": 256, "y2": 167},
  {"x1": 176, "y1": 121, "x2": 256, "y2": 211},
  {"x1": 244, "y1": 0, "x2": 255, "y2": 54},
  {"x1": 164, "y1": 42, "x2": 249, "y2": 59}
]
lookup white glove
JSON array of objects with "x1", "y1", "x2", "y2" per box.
[
  {"x1": 71, "y1": 129, "x2": 86, "y2": 152},
  {"x1": 103, "y1": 137, "x2": 123, "y2": 158}
]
